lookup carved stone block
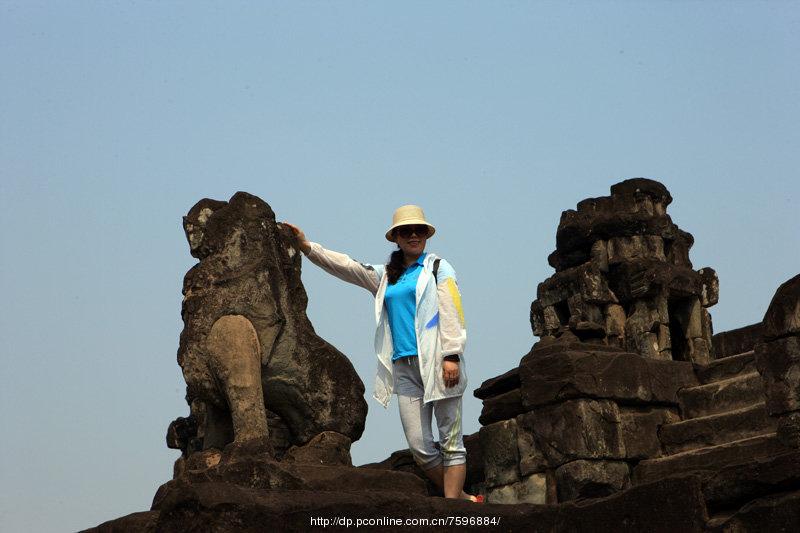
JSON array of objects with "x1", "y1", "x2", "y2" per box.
[
  {"x1": 486, "y1": 473, "x2": 547, "y2": 505},
  {"x1": 555, "y1": 460, "x2": 630, "y2": 502},
  {"x1": 530, "y1": 399, "x2": 625, "y2": 467},
  {"x1": 479, "y1": 419, "x2": 521, "y2": 487},
  {"x1": 516, "y1": 411, "x2": 548, "y2": 476}
]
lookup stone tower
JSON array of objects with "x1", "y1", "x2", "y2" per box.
[{"x1": 530, "y1": 178, "x2": 718, "y2": 363}]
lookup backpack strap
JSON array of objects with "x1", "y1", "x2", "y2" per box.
[{"x1": 433, "y1": 258, "x2": 441, "y2": 283}]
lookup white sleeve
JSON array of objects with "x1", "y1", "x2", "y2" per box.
[{"x1": 305, "y1": 242, "x2": 383, "y2": 295}]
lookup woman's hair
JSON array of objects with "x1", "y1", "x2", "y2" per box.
[{"x1": 386, "y1": 247, "x2": 405, "y2": 285}]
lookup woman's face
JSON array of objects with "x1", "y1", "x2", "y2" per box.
[{"x1": 394, "y1": 224, "x2": 429, "y2": 257}]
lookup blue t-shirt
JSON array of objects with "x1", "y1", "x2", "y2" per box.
[{"x1": 384, "y1": 253, "x2": 426, "y2": 360}]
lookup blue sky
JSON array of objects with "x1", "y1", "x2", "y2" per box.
[{"x1": 1, "y1": 2, "x2": 798, "y2": 531}]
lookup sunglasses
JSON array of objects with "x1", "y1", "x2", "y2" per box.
[{"x1": 395, "y1": 225, "x2": 429, "y2": 238}]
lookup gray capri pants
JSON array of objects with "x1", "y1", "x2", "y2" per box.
[{"x1": 393, "y1": 356, "x2": 466, "y2": 469}]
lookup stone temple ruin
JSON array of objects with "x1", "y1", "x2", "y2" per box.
[
  {"x1": 530, "y1": 178, "x2": 718, "y2": 363},
  {"x1": 87, "y1": 181, "x2": 799, "y2": 532}
]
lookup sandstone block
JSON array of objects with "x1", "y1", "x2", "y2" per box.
[
  {"x1": 520, "y1": 351, "x2": 697, "y2": 409},
  {"x1": 688, "y1": 337, "x2": 711, "y2": 365},
  {"x1": 777, "y1": 411, "x2": 800, "y2": 448},
  {"x1": 699, "y1": 267, "x2": 719, "y2": 307},
  {"x1": 516, "y1": 411, "x2": 548, "y2": 476},
  {"x1": 706, "y1": 490, "x2": 800, "y2": 533},
  {"x1": 590, "y1": 239, "x2": 609, "y2": 272},
  {"x1": 626, "y1": 298, "x2": 666, "y2": 334},
  {"x1": 543, "y1": 305, "x2": 561, "y2": 332},
  {"x1": 530, "y1": 399, "x2": 625, "y2": 466},
  {"x1": 711, "y1": 322, "x2": 763, "y2": 359},
  {"x1": 755, "y1": 336, "x2": 800, "y2": 416},
  {"x1": 486, "y1": 473, "x2": 547, "y2": 504},
  {"x1": 479, "y1": 419, "x2": 520, "y2": 487},
  {"x1": 282, "y1": 431, "x2": 352, "y2": 466},
  {"x1": 619, "y1": 407, "x2": 679, "y2": 459},
  {"x1": 555, "y1": 460, "x2": 630, "y2": 502},
  {"x1": 567, "y1": 294, "x2": 604, "y2": 326},
  {"x1": 473, "y1": 366, "x2": 520, "y2": 400},
  {"x1": 762, "y1": 274, "x2": 800, "y2": 340},
  {"x1": 702, "y1": 449, "x2": 800, "y2": 512},
  {"x1": 698, "y1": 350, "x2": 757, "y2": 384},
  {"x1": 478, "y1": 388, "x2": 525, "y2": 426},
  {"x1": 605, "y1": 303, "x2": 626, "y2": 339}
]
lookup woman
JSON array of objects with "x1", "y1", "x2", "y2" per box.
[{"x1": 284, "y1": 205, "x2": 480, "y2": 502}]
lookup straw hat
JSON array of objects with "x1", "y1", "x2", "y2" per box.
[{"x1": 385, "y1": 205, "x2": 436, "y2": 242}]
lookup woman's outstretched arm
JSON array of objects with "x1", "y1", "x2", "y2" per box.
[{"x1": 283, "y1": 222, "x2": 382, "y2": 294}]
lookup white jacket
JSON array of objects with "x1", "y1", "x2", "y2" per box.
[{"x1": 305, "y1": 242, "x2": 468, "y2": 407}]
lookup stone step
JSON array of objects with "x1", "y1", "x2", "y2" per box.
[
  {"x1": 633, "y1": 433, "x2": 789, "y2": 486},
  {"x1": 659, "y1": 403, "x2": 777, "y2": 455},
  {"x1": 701, "y1": 449, "x2": 800, "y2": 514},
  {"x1": 697, "y1": 350, "x2": 755, "y2": 384},
  {"x1": 478, "y1": 388, "x2": 525, "y2": 426},
  {"x1": 678, "y1": 371, "x2": 765, "y2": 418}
]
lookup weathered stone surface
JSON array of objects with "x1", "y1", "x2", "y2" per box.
[
  {"x1": 660, "y1": 403, "x2": 777, "y2": 455},
  {"x1": 360, "y1": 449, "x2": 441, "y2": 496},
  {"x1": 159, "y1": 450, "x2": 429, "y2": 508},
  {"x1": 362, "y1": 432, "x2": 485, "y2": 497},
  {"x1": 624, "y1": 297, "x2": 667, "y2": 358},
  {"x1": 762, "y1": 274, "x2": 800, "y2": 340},
  {"x1": 702, "y1": 449, "x2": 800, "y2": 512},
  {"x1": 606, "y1": 260, "x2": 702, "y2": 303},
  {"x1": 282, "y1": 431, "x2": 352, "y2": 466},
  {"x1": 520, "y1": 350, "x2": 698, "y2": 409},
  {"x1": 88, "y1": 475, "x2": 709, "y2": 533},
  {"x1": 530, "y1": 399, "x2": 625, "y2": 466},
  {"x1": 605, "y1": 303, "x2": 626, "y2": 340},
  {"x1": 206, "y1": 314, "x2": 269, "y2": 443},
  {"x1": 473, "y1": 366, "x2": 520, "y2": 400},
  {"x1": 619, "y1": 406, "x2": 679, "y2": 459},
  {"x1": 609, "y1": 177, "x2": 673, "y2": 206},
  {"x1": 698, "y1": 349, "x2": 756, "y2": 384},
  {"x1": 516, "y1": 411, "x2": 548, "y2": 476},
  {"x1": 479, "y1": 388, "x2": 525, "y2": 425},
  {"x1": 84, "y1": 511, "x2": 159, "y2": 532},
  {"x1": 174, "y1": 192, "x2": 367, "y2": 454},
  {"x1": 555, "y1": 460, "x2": 630, "y2": 502},
  {"x1": 166, "y1": 415, "x2": 197, "y2": 453},
  {"x1": 608, "y1": 235, "x2": 666, "y2": 265},
  {"x1": 633, "y1": 434, "x2": 792, "y2": 485},
  {"x1": 777, "y1": 411, "x2": 800, "y2": 448},
  {"x1": 527, "y1": 332, "x2": 625, "y2": 358},
  {"x1": 699, "y1": 267, "x2": 719, "y2": 307},
  {"x1": 591, "y1": 239, "x2": 609, "y2": 272},
  {"x1": 479, "y1": 419, "x2": 520, "y2": 487},
  {"x1": 711, "y1": 322, "x2": 764, "y2": 359},
  {"x1": 678, "y1": 371, "x2": 765, "y2": 419},
  {"x1": 755, "y1": 336, "x2": 800, "y2": 416},
  {"x1": 706, "y1": 490, "x2": 800, "y2": 533},
  {"x1": 535, "y1": 263, "x2": 616, "y2": 307},
  {"x1": 687, "y1": 337, "x2": 711, "y2": 366},
  {"x1": 486, "y1": 473, "x2": 547, "y2": 505}
]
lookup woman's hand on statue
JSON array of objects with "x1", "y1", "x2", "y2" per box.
[
  {"x1": 442, "y1": 360, "x2": 460, "y2": 388},
  {"x1": 282, "y1": 222, "x2": 312, "y2": 254}
]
